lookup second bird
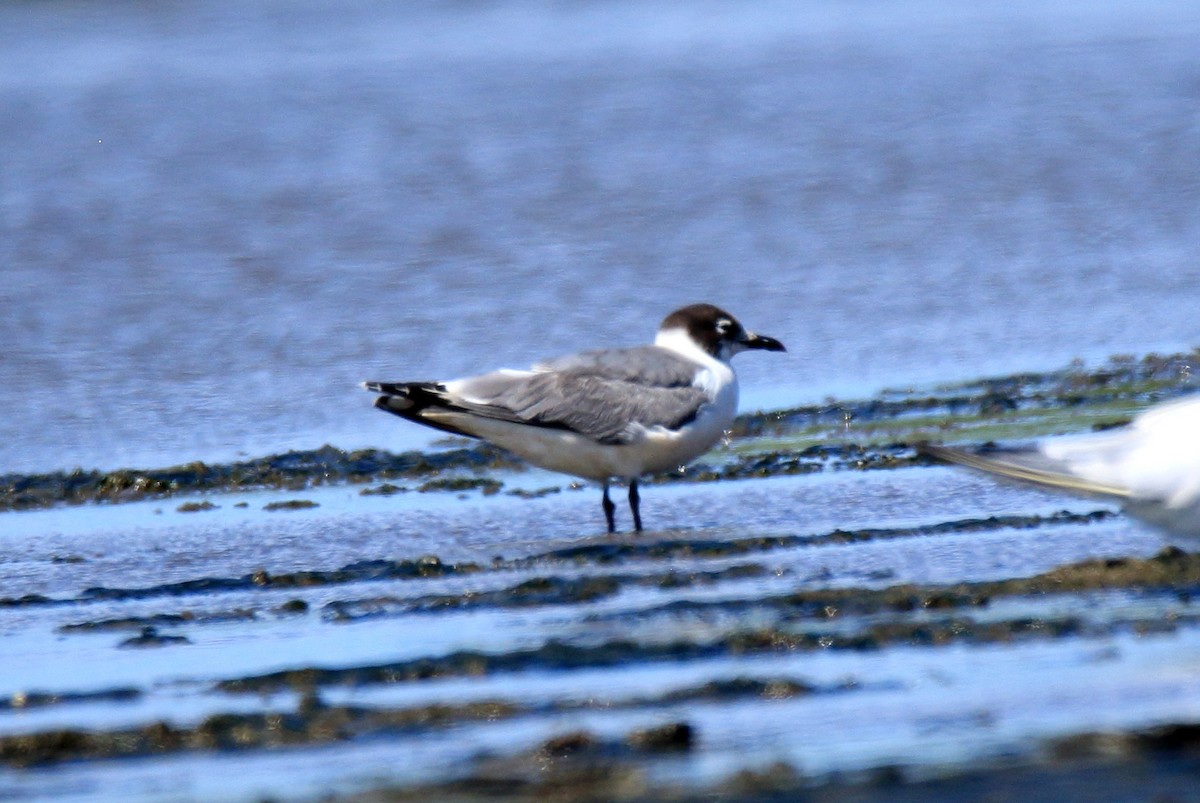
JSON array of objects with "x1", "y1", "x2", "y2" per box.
[{"x1": 364, "y1": 303, "x2": 786, "y2": 532}]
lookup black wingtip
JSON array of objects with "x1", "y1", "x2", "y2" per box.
[
  {"x1": 368, "y1": 381, "x2": 480, "y2": 439},
  {"x1": 363, "y1": 380, "x2": 411, "y2": 394},
  {"x1": 373, "y1": 395, "x2": 403, "y2": 412}
]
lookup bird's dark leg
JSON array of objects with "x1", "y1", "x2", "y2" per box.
[
  {"x1": 628, "y1": 479, "x2": 642, "y2": 532},
  {"x1": 602, "y1": 480, "x2": 616, "y2": 533}
]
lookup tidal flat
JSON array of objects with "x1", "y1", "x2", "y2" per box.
[{"x1": 2, "y1": 351, "x2": 1199, "y2": 802}]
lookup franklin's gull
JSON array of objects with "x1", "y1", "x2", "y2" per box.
[
  {"x1": 921, "y1": 394, "x2": 1200, "y2": 540},
  {"x1": 363, "y1": 303, "x2": 785, "y2": 532}
]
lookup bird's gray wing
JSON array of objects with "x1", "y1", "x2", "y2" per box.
[
  {"x1": 533, "y1": 346, "x2": 703, "y2": 387},
  {"x1": 500, "y1": 373, "x2": 710, "y2": 443},
  {"x1": 450, "y1": 347, "x2": 710, "y2": 444}
]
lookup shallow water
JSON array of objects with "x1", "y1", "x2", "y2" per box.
[
  {"x1": 2, "y1": 0, "x2": 1200, "y2": 474},
  {"x1": 0, "y1": 459, "x2": 1190, "y2": 802}
]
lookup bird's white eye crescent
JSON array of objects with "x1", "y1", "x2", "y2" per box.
[{"x1": 715, "y1": 318, "x2": 734, "y2": 335}]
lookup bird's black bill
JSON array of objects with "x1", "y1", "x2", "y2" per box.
[{"x1": 741, "y1": 332, "x2": 786, "y2": 352}]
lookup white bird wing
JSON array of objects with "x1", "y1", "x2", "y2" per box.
[
  {"x1": 1044, "y1": 394, "x2": 1200, "y2": 507},
  {"x1": 923, "y1": 394, "x2": 1200, "y2": 507},
  {"x1": 923, "y1": 394, "x2": 1200, "y2": 540},
  {"x1": 920, "y1": 443, "x2": 1131, "y2": 499}
]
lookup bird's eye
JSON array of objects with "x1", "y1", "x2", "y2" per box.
[{"x1": 715, "y1": 318, "x2": 734, "y2": 336}]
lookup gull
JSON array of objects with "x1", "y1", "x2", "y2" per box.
[
  {"x1": 921, "y1": 394, "x2": 1200, "y2": 540},
  {"x1": 363, "y1": 303, "x2": 785, "y2": 532}
]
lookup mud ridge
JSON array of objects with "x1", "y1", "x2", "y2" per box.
[
  {"x1": 0, "y1": 675, "x2": 847, "y2": 767},
  {"x1": 328, "y1": 716, "x2": 1200, "y2": 803},
  {"x1": 211, "y1": 548, "x2": 1200, "y2": 695}
]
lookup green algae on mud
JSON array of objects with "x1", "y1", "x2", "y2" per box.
[
  {"x1": 417, "y1": 477, "x2": 504, "y2": 495},
  {"x1": 176, "y1": 500, "x2": 218, "y2": 513},
  {"x1": 0, "y1": 443, "x2": 521, "y2": 512},
  {"x1": 1, "y1": 349, "x2": 1195, "y2": 512},
  {"x1": 263, "y1": 499, "x2": 320, "y2": 511}
]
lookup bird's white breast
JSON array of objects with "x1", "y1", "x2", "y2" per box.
[
  {"x1": 630, "y1": 366, "x2": 737, "y2": 475},
  {"x1": 632, "y1": 327, "x2": 740, "y2": 475}
]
